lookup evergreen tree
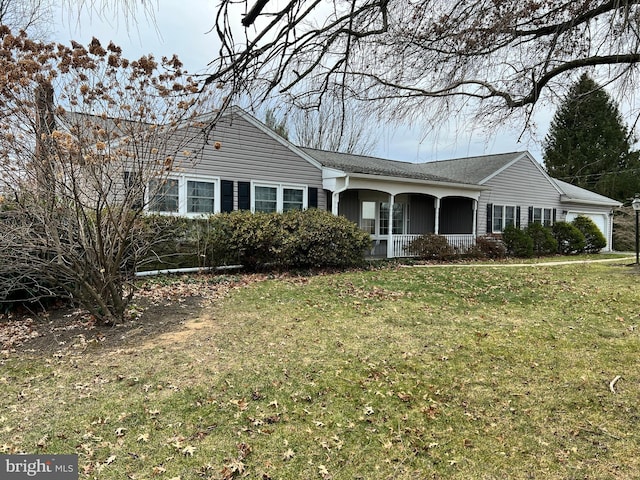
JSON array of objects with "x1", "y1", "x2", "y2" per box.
[{"x1": 543, "y1": 73, "x2": 640, "y2": 201}]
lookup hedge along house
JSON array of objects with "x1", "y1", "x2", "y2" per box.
[{"x1": 144, "y1": 106, "x2": 621, "y2": 256}]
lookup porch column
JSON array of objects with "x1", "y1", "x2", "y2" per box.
[
  {"x1": 472, "y1": 199, "x2": 478, "y2": 236},
  {"x1": 331, "y1": 192, "x2": 340, "y2": 216},
  {"x1": 387, "y1": 193, "x2": 395, "y2": 258},
  {"x1": 434, "y1": 197, "x2": 441, "y2": 234}
]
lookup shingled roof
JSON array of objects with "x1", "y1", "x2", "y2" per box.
[{"x1": 300, "y1": 147, "x2": 477, "y2": 184}]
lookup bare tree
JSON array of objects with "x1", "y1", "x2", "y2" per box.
[
  {"x1": 291, "y1": 102, "x2": 375, "y2": 155},
  {"x1": 0, "y1": 29, "x2": 217, "y2": 323},
  {"x1": 0, "y1": 0, "x2": 53, "y2": 39},
  {"x1": 208, "y1": 0, "x2": 640, "y2": 131}
]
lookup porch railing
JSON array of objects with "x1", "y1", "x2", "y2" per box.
[{"x1": 391, "y1": 234, "x2": 476, "y2": 258}]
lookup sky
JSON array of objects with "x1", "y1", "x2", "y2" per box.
[{"x1": 51, "y1": 0, "x2": 551, "y2": 164}]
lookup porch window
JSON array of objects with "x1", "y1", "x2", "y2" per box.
[
  {"x1": 255, "y1": 186, "x2": 278, "y2": 213},
  {"x1": 361, "y1": 201, "x2": 376, "y2": 234},
  {"x1": 149, "y1": 178, "x2": 179, "y2": 213},
  {"x1": 187, "y1": 180, "x2": 215, "y2": 213},
  {"x1": 380, "y1": 202, "x2": 405, "y2": 235}
]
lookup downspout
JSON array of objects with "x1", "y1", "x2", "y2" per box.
[{"x1": 331, "y1": 176, "x2": 350, "y2": 216}]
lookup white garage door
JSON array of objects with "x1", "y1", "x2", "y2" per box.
[{"x1": 565, "y1": 212, "x2": 610, "y2": 250}]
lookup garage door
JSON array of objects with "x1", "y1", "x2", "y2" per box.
[{"x1": 565, "y1": 212, "x2": 609, "y2": 250}]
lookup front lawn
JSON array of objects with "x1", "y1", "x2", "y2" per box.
[{"x1": 2, "y1": 261, "x2": 639, "y2": 479}]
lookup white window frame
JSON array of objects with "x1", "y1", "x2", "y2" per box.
[
  {"x1": 491, "y1": 204, "x2": 518, "y2": 233},
  {"x1": 147, "y1": 174, "x2": 220, "y2": 217},
  {"x1": 250, "y1": 181, "x2": 308, "y2": 213}
]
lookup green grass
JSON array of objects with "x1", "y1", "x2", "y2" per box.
[{"x1": 2, "y1": 262, "x2": 640, "y2": 479}]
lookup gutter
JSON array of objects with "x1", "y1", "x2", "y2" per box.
[{"x1": 135, "y1": 265, "x2": 243, "y2": 277}]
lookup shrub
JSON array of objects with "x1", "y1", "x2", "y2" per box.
[
  {"x1": 137, "y1": 215, "x2": 213, "y2": 271},
  {"x1": 502, "y1": 225, "x2": 534, "y2": 258},
  {"x1": 524, "y1": 222, "x2": 558, "y2": 256},
  {"x1": 469, "y1": 235, "x2": 507, "y2": 259},
  {"x1": 406, "y1": 234, "x2": 455, "y2": 260},
  {"x1": 571, "y1": 216, "x2": 607, "y2": 253},
  {"x1": 208, "y1": 211, "x2": 284, "y2": 269},
  {"x1": 280, "y1": 209, "x2": 371, "y2": 268},
  {"x1": 612, "y1": 207, "x2": 635, "y2": 252},
  {"x1": 207, "y1": 209, "x2": 370, "y2": 270},
  {"x1": 552, "y1": 221, "x2": 586, "y2": 254}
]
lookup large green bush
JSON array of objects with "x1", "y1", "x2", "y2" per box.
[
  {"x1": 207, "y1": 211, "x2": 283, "y2": 269},
  {"x1": 502, "y1": 225, "x2": 534, "y2": 258},
  {"x1": 280, "y1": 209, "x2": 372, "y2": 268},
  {"x1": 571, "y1": 216, "x2": 607, "y2": 253},
  {"x1": 552, "y1": 221, "x2": 586, "y2": 254},
  {"x1": 207, "y1": 209, "x2": 371, "y2": 270},
  {"x1": 525, "y1": 222, "x2": 558, "y2": 256}
]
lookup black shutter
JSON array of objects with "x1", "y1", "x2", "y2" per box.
[
  {"x1": 308, "y1": 187, "x2": 318, "y2": 209},
  {"x1": 221, "y1": 180, "x2": 234, "y2": 212},
  {"x1": 238, "y1": 182, "x2": 250, "y2": 210},
  {"x1": 528, "y1": 206, "x2": 534, "y2": 225},
  {"x1": 325, "y1": 190, "x2": 332, "y2": 212},
  {"x1": 552, "y1": 208, "x2": 557, "y2": 224},
  {"x1": 516, "y1": 206, "x2": 521, "y2": 229},
  {"x1": 486, "y1": 203, "x2": 493, "y2": 233}
]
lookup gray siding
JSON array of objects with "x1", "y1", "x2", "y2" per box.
[
  {"x1": 478, "y1": 157, "x2": 561, "y2": 234},
  {"x1": 173, "y1": 114, "x2": 326, "y2": 210}
]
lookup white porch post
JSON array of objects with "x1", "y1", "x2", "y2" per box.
[
  {"x1": 331, "y1": 192, "x2": 340, "y2": 216},
  {"x1": 434, "y1": 197, "x2": 441, "y2": 234},
  {"x1": 472, "y1": 199, "x2": 478, "y2": 236},
  {"x1": 387, "y1": 193, "x2": 395, "y2": 258}
]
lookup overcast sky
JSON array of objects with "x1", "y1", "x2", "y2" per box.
[{"x1": 52, "y1": 1, "x2": 550, "y2": 164}]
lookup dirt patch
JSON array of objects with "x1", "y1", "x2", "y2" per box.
[{"x1": 0, "y1": 273, "x2": 268, "y2": 357}]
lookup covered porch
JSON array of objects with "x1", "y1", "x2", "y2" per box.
[{"x1": 327, "y1": 181, "x2": 481, "y2": 258}]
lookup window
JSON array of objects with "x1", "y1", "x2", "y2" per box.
[
  {"x1": 361, "y1": 201, "x2": 376, "y2": 234},
  {"x1": 149, "y1": 178, "x2": 179, "y2": 213},
  {"x1": 187, "y1": 180, "x2": 215, "y2": 213},
  {"x1": 492, "y1": 205, "x2": 504, "y2": 232},
  {"x1": 533, "y1": 207, "x2": 542, "y2": 224},
  {"x1": 254, "y1": 186, "x2": 278, "y2": 212},
  {"x1": 283, "y1": 188, "x2": 304, "y2": 211},
  {"x1": 148, "y1": 175, "x2": 219, "y2": 215},
  {"x1": 529, "y1": 207, "x2": 554, "y2": 226},
  {"x1": 380, "y1": 202, "x2": 405, "y2": 235},
  {"x1": 505, "y1": 206, "x2": 516, "y2": 228},
  {"x1": 252, "y1": 183, "x2": 307, "y2": 213},
  {"x1": 490, "y1": 204, "x2": 518, "y2": 232}
]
